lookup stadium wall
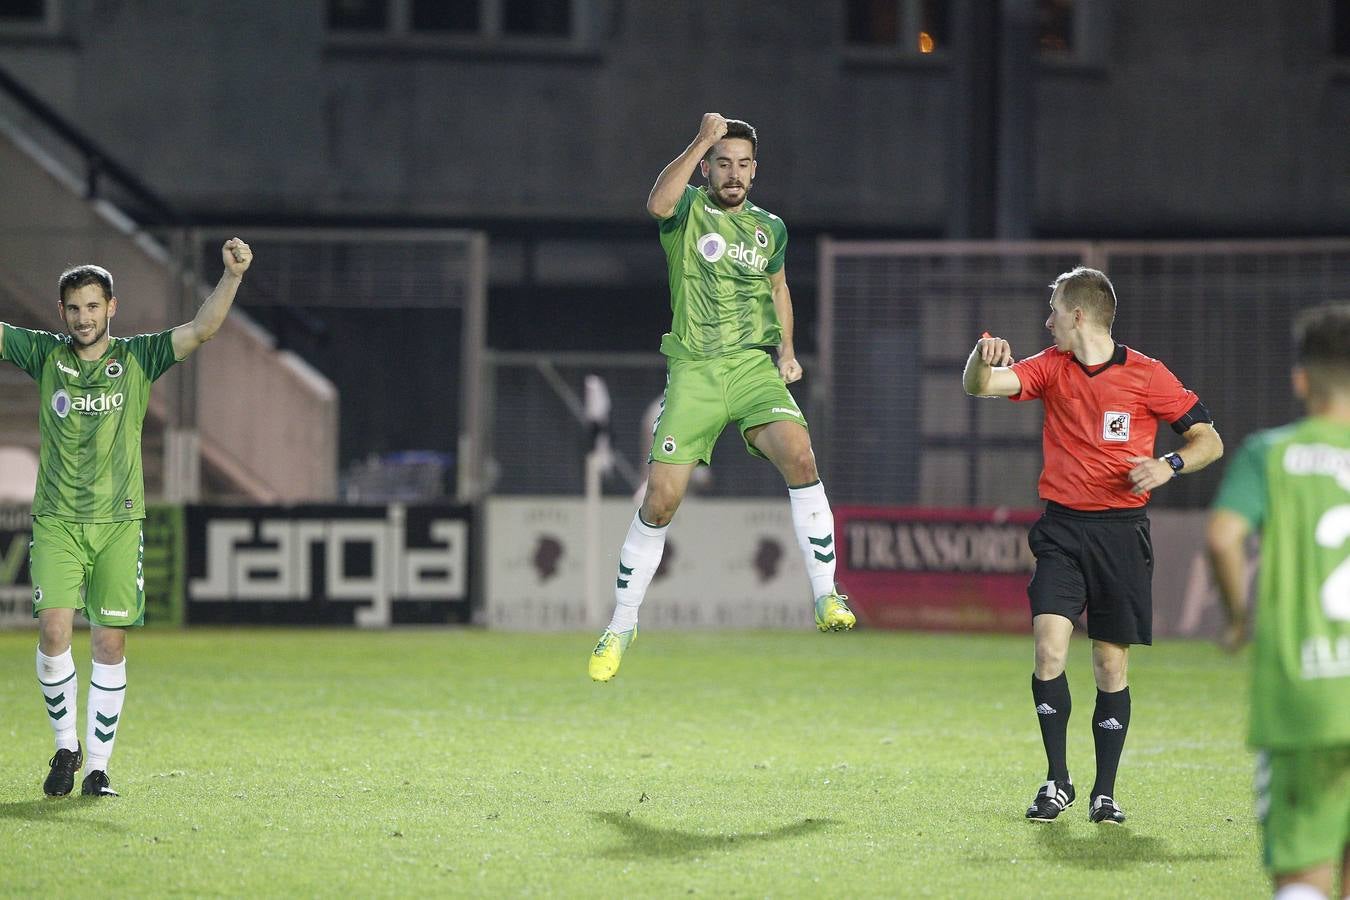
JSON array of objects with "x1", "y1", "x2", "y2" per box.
[
  {"x1": 0, "y1": 502, "x2": 1235, "y2": 637},
  {"x1": 0, "y1": 2, "x2": 1345, "y2": 235}
]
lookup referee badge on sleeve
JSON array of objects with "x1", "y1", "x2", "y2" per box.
[{"x1": 1102, "y1": 411, "x2": 1131, "y2": 442}]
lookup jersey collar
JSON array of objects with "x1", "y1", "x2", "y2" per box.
[{"x1": 1073, "y1": 343, "x2": 1127, "y2": 378}]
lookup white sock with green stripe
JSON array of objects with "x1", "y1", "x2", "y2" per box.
[
  {"x1": 86, "y1": 659, "x2": 126, "y2": 773},
  {"x1": 37, "y1": 647, "x2": 79, "y2": 752},
  {"x1": 788, "y1": 480, "x2": 837, "y2": 599},
  {"x1": 606, "y1": 512, "x2": 668, "y2": 634}
]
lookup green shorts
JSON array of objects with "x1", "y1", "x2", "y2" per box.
[
  {"x1": 30, "y1": 516, "x2": 146, "y2": 628},
  {"x1": 650, "y1": 349, "x2": 808, "y2": 465},
  {"x1": 1255, "y1": 745, "x2": 1350, "y2": 874}
]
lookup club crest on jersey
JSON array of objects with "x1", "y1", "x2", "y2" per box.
[
  {"x1": 754, "y1": 226, "x2": 769, "y2": 248},
  {"x1": 106, "y1": 359, "x2": 123, "y2": 378},
  {"x1": 661, "y1": 435, "x2": 677, "y2": 455},
  {"x1": 33, "y1": 586, "x2": 42, "y2": 604},
  {"x1": 1103, "y1": 411, "x2": 1131, "y2": 442},
  {"x1": 697, "y1": 232, "x2": 728, "y2": 263},
  {"x1": 51, "y1": 389, "x2": 72, "y2": 419}
]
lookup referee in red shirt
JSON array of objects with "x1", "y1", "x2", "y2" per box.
[{"x1": 963, "y1": 266, "x2": 1224, "y2": 825}]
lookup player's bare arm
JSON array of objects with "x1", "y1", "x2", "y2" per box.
[
  {"x1": 646, "y1": 113, "x2": 728, "y2": 219},
  {"x1": 171, "y1": 238, "x2": 252, "y2": 361},
  {"x1": 1126, "y1": 421, "x2": 1223, "y2": 495},
  {"x1": 1205, "y1": 509, "x2": 1252, "y2": 651},
  {"x1": 770, "y1": 268, "x2": 802, "y2": 384},
  {"x1": 962, "y1": 335, "x2": 1020, "y2": 397}
]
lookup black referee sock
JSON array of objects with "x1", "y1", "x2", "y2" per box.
[
  {"x1": 1031, "y1": 672, "x2": 1072, "y2": 784},
  {"x1": 1090, "y1": 686, "x2": 1131, "y2": 798}
]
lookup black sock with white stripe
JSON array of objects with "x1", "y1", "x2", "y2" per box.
[
  {"x1": 1031, "y1": 672, "x2": 1071, "y2": 784},
  {"x1": 1090, "y1": 686, "x2": 1131, "y2": 798}
]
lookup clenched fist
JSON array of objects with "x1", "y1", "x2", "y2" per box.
[
  {"x1": 223, "y1": 238, "x2": 253, "y2": 276},
  {"x1": 698, "y1": 113, "x2": 729, "y2": 145}
]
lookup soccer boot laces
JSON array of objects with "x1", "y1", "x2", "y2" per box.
[
  {"x1": 43, "y1": 743, "x2": 83, "y2": 797},
  {"x1": 1025, "y1": 779, "x2": 1075, "y2": 821},
  {"x1": 814, "y1": 590, "x2": 856, "y2": 632},
  {"x1": 589, "y1": 626, "x2": 637, "y2": 682},
  {"x1": 1088, "y1": 794, "x2": 1125, "y2": 825}
]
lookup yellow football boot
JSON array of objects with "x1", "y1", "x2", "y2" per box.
[
  {"x1": 814, "y1": 591, "x2": 856, "y2": 632},
  {"x1": 588, "y1": 627, "x2": 637, "y2": 682}
]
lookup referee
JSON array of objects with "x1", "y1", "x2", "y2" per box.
[{"x1": 963, "y1": 266, "x2": 1223, "y2": 825}]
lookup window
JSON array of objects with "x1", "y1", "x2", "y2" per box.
[
  {"x1": 844, "y1": 0, "x2": 949, "y2": 57},
  {"x1": 327, "y1": 0, "x2": 583, "y2": 45},
  {"x1": 1037, "y1": 0, "x2": 1074, "y2": 54},
  {"x1": 1035, "y1": 0, "x2": 1106, "y2": 67}
]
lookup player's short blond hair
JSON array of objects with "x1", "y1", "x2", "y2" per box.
[{"x1": 1051, "y1": 267, "x2": 1116, "y2": 329}]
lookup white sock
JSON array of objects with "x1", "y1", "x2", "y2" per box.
[
  {"x1": 789, "y1": 480, "x2": 837, "y2": 599},
  {"x1": 1273, "y1": 884, "x2": 1328, "y2": 900},
  {"x1": 86, "y1": 659, "x2": 127, "y2": 773},
  {"x1": 606, "y1": 513, "x2": 669, "y2": 633},
  {"x1": 37, "y1": 647, "x2": 79, "y2": 752}
]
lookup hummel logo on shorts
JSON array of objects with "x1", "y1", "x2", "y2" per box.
[
  {"x1": 1035, "y1": 703, "x2": 1057, "y2": 716},
  {"x1": 1096, "y1": 717, "x2": 1124, "y2": 730}
]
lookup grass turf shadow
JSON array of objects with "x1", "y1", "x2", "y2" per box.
[
  {"x1": 0, "y1": 797, "x2": 129, "y2": 831},
  {"x1": 591, "y1": 810, "x2": 839, "y2": 861},
  {"x1": 1020, "y1": 823, "x2": 1238, "y2": 869}
]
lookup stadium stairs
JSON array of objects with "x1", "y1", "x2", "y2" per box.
[{"x1": 0, "y1": 87, "x2": 337, "y2": 503}]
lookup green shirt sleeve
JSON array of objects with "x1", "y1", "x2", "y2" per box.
[
  {"x1": 125, "y1": 329, "x2": 180, "y2": 383},
  {"x1": 1211, "y1": 430, "x2": 1272, "y2": 528},
  {"x1": 658, "y1": 184, "x2": 697, "y2": 238},
  {"x1": 766, "y1": 219, "x2": 788, "y2": 274},
  {"x1": 0, "y1": 323, "x2": 61, "y2": 380}
]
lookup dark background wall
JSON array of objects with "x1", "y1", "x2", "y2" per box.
[
  {"x1": 4, "y1": 1, "x2": 1346, "y2": 235},
  {"x1": 2, "y1": 0, "x2": 1347, "y2": 484}
]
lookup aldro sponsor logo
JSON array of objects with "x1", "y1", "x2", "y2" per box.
[
  {"x1": 696, "y1": 232, "x2": 769, "y2": 271},
  {"x1": 50, "y1": 388, "x2": 124, "y2": 419}
]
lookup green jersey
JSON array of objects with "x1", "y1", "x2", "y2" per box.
[
  {"x1": 1, "y1": 324, "x2": 178, "y2": 523},
  {"x1": 1213, "y1": 417, "x2": 1350, "y2": 749},
  {"x1": 657, "y1": 184, "x2": 788, "y2": 360}
]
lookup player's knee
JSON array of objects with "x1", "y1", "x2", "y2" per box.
[
  {"x1": 1034, "y1": 644, "x2": 1068, "y2": 679},
  {"x1": 38, "y1": 621, "x2": 71, "y2": 656},
  {"x1": 779, "y1": 448, "x2": 817, "y2": 484},
  {"x1": 640, "y1": 493, "x2": 679, "y2": 527},
  {"x1": 1092, "y1": 658, "x2": 1127, "y2": 690}
]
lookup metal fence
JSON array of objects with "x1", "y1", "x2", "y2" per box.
[{"x1": 817, "y1": 238, "x2": 1350, "y2": 509}]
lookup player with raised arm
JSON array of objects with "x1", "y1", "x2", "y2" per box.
[
  {"x1": 588, "y1": 114, "x2": 854, "y2": 682},
  {"x1": 963, "y1": 267, "x2": 1223, "y2": 824},
  {"x1": 1207, "y1": 303, "x2": 1350, "y2": 900},
  {"x1": 1, "y1": 238, "x2": 253, "y2": 797}
]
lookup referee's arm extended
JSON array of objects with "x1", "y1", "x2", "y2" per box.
[{"x1": 963, "y1": 334, "x2": 1021, "y2": 397}]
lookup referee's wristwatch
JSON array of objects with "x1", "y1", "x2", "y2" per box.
[{"x1": 1161, "y1": 452, "x2": 1185, "y2": 478}]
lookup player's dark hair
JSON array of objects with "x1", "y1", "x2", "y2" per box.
[
  {"x1": 58, "y1": 265, "x2": 114, "y2": 303},
  {"x1": 1051, "y1": 267, "x2": 1116, "y2": 329},
  {"x1": 704, "y1": 119, "x2": 758, "y2": 160},
  {"x1": 1294, "y1": 302, "x2": 1350, "y2": 391}
]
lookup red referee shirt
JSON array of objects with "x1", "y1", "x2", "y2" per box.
[{"x1": 1009, "y1": 344, "x2": 1201, "y2": 510}]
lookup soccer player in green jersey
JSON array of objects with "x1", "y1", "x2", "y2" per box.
[
  {"x1": 588, "y1": 113, "x2": 854, "y2": 682},
  {"x1": 1208, "y1": 303, "x2": 1350, "y2": 899},
  {"x1": 0, "y1": 237, "x2": 253, "y2": 797}
]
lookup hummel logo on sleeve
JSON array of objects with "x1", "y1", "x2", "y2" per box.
[
  {"x1": 1096, "y1": 717, "x2": 1124, "y2": 730},
  {"x1": 1035, "y1": 703, "x2": 1057, "y2": 716}
]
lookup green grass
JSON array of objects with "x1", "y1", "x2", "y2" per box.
[{"x1": 0, "y1": 629, "x2": 1264, "y2": 897}]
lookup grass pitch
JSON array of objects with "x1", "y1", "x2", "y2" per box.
[{"x1": 0, "y1": 629, "x2": 1263, "y2": 897}]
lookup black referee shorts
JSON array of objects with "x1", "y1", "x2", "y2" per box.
[{"x1": 1026, "y1": 501, "x2": 1154, "y2": 646}]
